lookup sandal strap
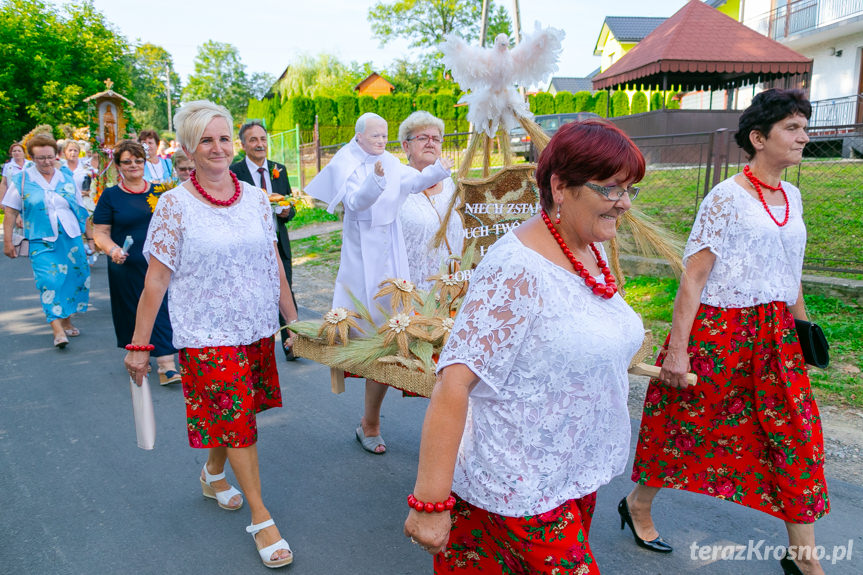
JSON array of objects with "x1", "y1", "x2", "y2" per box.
[
  {"x1": 246, "y1": 518, "x2": 275, "y2": 535},
  {"x1": 215, "y1": 485, "x2": 242, "y2": 506},
  {"x1": 202, "y1": 464, "x2": 226, "y2": 483},
  {"x1": 257, "y1": 538, "x2": 291, "y2": 562}
]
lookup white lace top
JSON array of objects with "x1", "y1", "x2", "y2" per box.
[
  {"x1": 437, "y1": 232, "x2": 644, "y2": 517},
  {"x1": 399, "y1": 178, "x2": 464, "y2": 291},
  {"x1": 143, "y1": 181, "x2": 280, "y2": 348},
  {"x1": 685, "y1": 176, "x2": 806, "y2": 308}
]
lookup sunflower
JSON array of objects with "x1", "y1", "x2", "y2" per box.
[
  {"x1": 374, "y1": 278, "x2": 423, "y2": 314},
  {"x1": 317, "y1": 307, "x2": 364, "y2": 346}
]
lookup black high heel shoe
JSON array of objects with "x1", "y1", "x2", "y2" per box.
[
  {"x1": 617, "y1": 497, "x2": 673, "y2": 553},
  {"x1": 780, "y1": 552, "x2": 804, "y2": 575}
]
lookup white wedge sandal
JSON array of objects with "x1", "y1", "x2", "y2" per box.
[
  {"x1": 246, "y1": 518, "x2": 293, "y2": 568},
  {"x1": 200, "y1": 464, "x2": 243, "y2": 510}
]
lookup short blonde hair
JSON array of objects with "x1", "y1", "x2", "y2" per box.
[
  {"x1": 173, "y1": 100, "x2": 234, "y2": 155},
  {"x1": 398, "y1": 111, "x2": 444, "y2": 143}
]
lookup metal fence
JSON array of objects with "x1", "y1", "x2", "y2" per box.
[
  {"x1": 297, "y1": 124, "x2": 863, "y2": 275},
  {"x1": 267, "y1": 128, "x2": 302, "y2": 191},
  {"x1": 631, "y1": 124, "x2": 863, "y2": 274}
]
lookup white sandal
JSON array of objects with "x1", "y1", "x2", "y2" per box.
[
  {"x1": 200, "y1": 464, "x2": 243, "y2": 510},
  {"x1": 246, "y1": 518, "x2": 293, "y2": 568}
]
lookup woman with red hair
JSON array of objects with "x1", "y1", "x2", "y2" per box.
[{"x1": 404, "y1": 119, "x2": 646, "y2": 573}]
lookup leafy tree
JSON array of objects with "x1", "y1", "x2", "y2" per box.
[
  {"x1": 248, "y1": 72, "x2": 276, "y2": 100},
  {"x1": 0, "y1": 0, "x2": 132, "y2": 147},
  {"x1": 129, "y1": 43, "x2": 182, "y2": 132},
  {"x1": 273, "y1": 53, "x2": 367, "y2": 99},
  {"x1": 611, "y1": 90, "x2": 630, "y2": 117},
  {"x1": 182, "y1": 41, "x2": 254, "y2": 124},
  {"x1": 369, "y1": 0, "x2": 512, "y2": 51}
]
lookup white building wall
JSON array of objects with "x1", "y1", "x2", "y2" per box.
[{"x1": 803, "y1": 34, "x2": 863, "y2": 100}]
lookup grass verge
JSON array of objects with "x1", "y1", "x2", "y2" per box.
[{"x1": 624, "y1": 275, "x2": 862, "y2": 407}]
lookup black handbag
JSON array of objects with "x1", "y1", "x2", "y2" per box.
[{"x1": 795, "y1": 319, "x2": 829, "y2": 368}]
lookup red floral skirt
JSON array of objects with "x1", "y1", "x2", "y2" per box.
[
  {"x1": 434, "y1": 493, "x2": 600, "y2": 574},
  {"x1": 179, "y1": 337, "x2": 282, "y2": 449},
  {"x1": 632, "y1": 302, "x2": 829, "y2": 523}
]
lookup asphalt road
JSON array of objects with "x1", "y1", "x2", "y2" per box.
[{"x1": 1, "y1": 252, "x2": 860, "y2": 575}]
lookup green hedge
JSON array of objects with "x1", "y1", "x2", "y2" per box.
[
  {"x1": 650, "y1": 92, "x2": 663, "y2": 111},
  {"x1": 336, "y1": 94, "x2": 359, "y2": 130},
  {"x1": 290, "y1": 96, "x2": 315, "y2": 130},
  {"x1": 529, "y1": 92, "x2": 555, "y2": 115},
  {"x1": 612, "y1": 91, "x2": 631, "y2": 117},
  {"x1": 415, "y1": 94, "x2": 436, "y2": 115},
  {"x1": 358, "y1": 95, "x2": 377, "y2": 116},
  {"x1": 631, "y1": 91, "x2": 648, "y2": 114},
  {"x1": 574, "y1": 91, "x2": 592, "y2": 113},
  {"x1": 554, "y1": 91, "x2": 575, "y2": 113},
  {"x1": 592, "y1": 91, "x2": 609, "y2": 117},
  {"x1": 314, "y1": 96, "x2": 338, "y2": 126}
]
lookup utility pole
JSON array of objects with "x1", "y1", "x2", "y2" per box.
[
  {"x1": 165, "y1": 63, "x2": 173, "y2": 133},
  {"x1": 479, "y1": 0, "x2": 490, "y2": 47},
  {"x1": 511, "y1": 0, "x2": 522, "y2": 44}
]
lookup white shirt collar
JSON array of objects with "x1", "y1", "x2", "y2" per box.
[{"x1": 245, "y1": 156, "x2": 268, "y2": 175}]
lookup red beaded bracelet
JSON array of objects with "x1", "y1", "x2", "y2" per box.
[
  {"x1": 407, "y1": 494, "x2": 456, "y2": 513},
  {"x1": 125, "y1": 344, "x2": 155, "y2": 352}
]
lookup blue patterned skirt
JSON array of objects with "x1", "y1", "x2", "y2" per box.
[{"x1": 29, "y1": 230, "x2": 90, "y2": 322}]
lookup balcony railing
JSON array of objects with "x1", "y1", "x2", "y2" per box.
[
  {"x1": 746, "y1": 0, "x2": 863, "y2": 40},
  {"x1": 809, "y1": 94, "x2": 863, "y2": 127}
]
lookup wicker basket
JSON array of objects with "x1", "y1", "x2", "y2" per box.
[{"x1": 293, "y1": 334, "x2": 436, "y2": 397}]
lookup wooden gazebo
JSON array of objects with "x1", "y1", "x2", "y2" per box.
[{"x1": 592, "y1": 0, "x2": 812, "y2": 97}]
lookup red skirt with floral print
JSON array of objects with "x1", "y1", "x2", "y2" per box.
[
  {"x1": 179, "y1": 337, "x2": 281, "y2": 449},
  {"x1": 434, "y1": 493, "x2": 600, "y2": 574},
  {"x1": 632, "y1": 302, "x2": 829, "y2": 523}
]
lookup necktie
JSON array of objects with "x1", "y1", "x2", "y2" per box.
[{"x1": 257, "y1": 167, "x2": 267, "y2": 192}]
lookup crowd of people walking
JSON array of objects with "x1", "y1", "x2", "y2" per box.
[{"x1": 0, "y1": 89, "x2": 832, "y2": 574}]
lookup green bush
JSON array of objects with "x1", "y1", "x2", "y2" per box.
[
  {"x1": 289, "y1": 96, "x2": 315, "y2": 130},
  {"x1": 530, "y1": 92, "x2": 555, "y2": 115},
  {"x1": 611, "y1": 91, "x2": 631, "y2": 117},
  {"x1": 455, "y1": 104, "x2": 469, "y2": 133},
  {"x1": 631, "y1": 91, "x2": 648, "y2": 115},
  {"x1": 650, "y1": 92, "x2": 663, "y2": 111},
  {"x1": 554, "y1": 91, "x2": 575, "y2": 113},
  {"x1": 336, "y1": 94, "x2": 359, "y2": 129},
  {"x1": 591, "y1": 91, "x2": 609, "y2": 117},
  {"x1": 358, "y1": 95, "x2": 377, "y2": 115},
  {"x1": 415, "y1": 94, "x2": 436, "y2": 115},
  {"x1": 667, "y1": 92, "x2": 681, "y2": 110},
  {"x1": 435, "y1": 93, "x2": 456, "y2": 120},
  {"x1": 271, "y1": 104, "x2": 294, "y2": 131},
  {"x1": 574, "y1": 91, "x2": 592, "y2": 112},
  {"x1": 313, "y1": 96, "x2": 338, "y2": 126}
]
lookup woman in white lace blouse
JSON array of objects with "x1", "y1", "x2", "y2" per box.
[
  {"x1": 124, "y1": 101, "x2": 297, "y2": 569},
  {"x1": 624, "y1": 90, "x2": 828, "y2": 575},
  {"x1": 404, "y1": 120, "x2": 645, "y2": 573},
  {"x1": 398, "y1": 111, "x2": 463, "y2": 290}
]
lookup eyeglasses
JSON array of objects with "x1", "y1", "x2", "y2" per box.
[
  {"x1": 33, "y1": 155, "x2": 55, "y2": 162},
  {"x1": 584, "y1": 182, "x2": 640, "y2": 201},
  {"x1": 408, "y1": 134, "x2": 443, "y2": 145},
  {"x1": 119, "y1": 159, "x2": 146, "y2": 166}
]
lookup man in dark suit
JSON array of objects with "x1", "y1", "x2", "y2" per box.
[{"x1": 231, "y1": 121, "x2": 298, "y2": 360}]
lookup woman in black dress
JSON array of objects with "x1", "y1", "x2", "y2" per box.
[{"x1": 93, "y1": 140, "x2": 180, "y2": 385}]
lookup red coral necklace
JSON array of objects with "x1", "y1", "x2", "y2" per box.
[
  {"x1": 120, "y1": 180, "x2": 149, "y2": 194},
  {"x1": 190, "y1": 169, "x2": 242, "y2": 207},
  {"x1": 743, "y1": 165, "x2": 789, "y2": 227},
  {"x1": 541, "y1": 209, "x2": 617, "y2": 299}
]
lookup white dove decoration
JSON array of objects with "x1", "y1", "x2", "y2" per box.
[{"x1": 441, "y1": 23, "x2": 565, "y2": 138}]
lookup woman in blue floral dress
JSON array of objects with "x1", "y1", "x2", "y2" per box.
[{"x1": 2, "y1": 134, "x2": 89, "y2": 348}]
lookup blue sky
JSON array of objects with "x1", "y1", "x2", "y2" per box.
[{"x1": 58, "y1": 0, "x2": 688, "y2": 84}]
